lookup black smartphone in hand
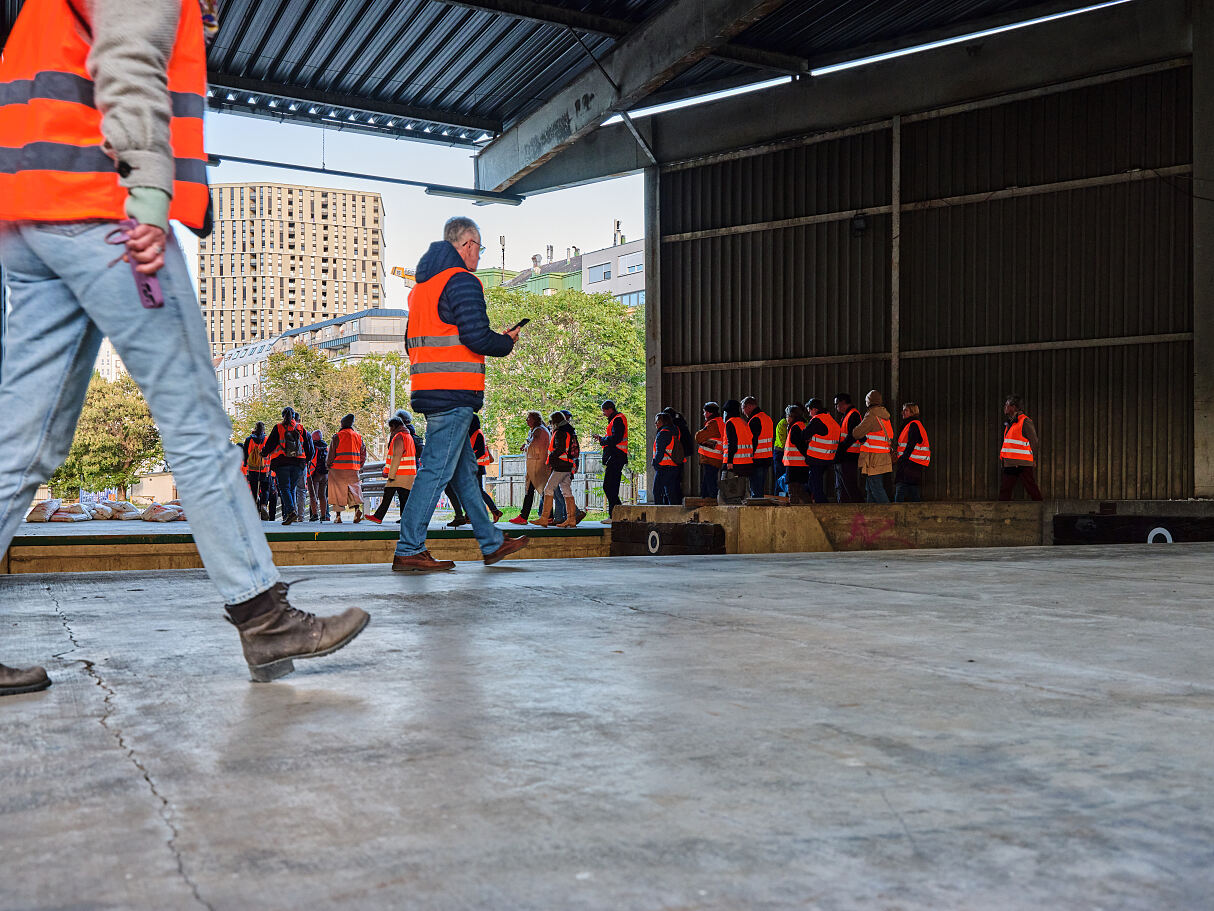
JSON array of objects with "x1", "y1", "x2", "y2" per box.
[{"x1": 508, "y1": 318, "x2": 530, "y2": 332}]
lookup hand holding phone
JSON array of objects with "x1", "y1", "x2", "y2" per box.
[{"x1": 508, "y1": 318, "x2": 531, "y2": 332}]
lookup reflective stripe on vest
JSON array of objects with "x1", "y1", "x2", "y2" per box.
[
  {"x1": 859, "y1": 418, "x2": 893, "y2": 454},
  {"x1": 471, "y1": 429, "x2": 492, "y2": 466},
  {"x1": 805, "y1": 414, "x2": 842, "y2": 461},
  {"x1": 405, "y1": 266, "x2": 487, "y2": 392},
  {"x1": 332, "y1": 428, "x2": 363, "y2": 470},
  {"x1": 839, "y1": 408, "x2": 863, "y2": 454},
  {"x1": 1000, "y1": 414, "x2": 1035, "y2": 463},
  {"x1": 782, "y1": 422, "x2": 808, "y2": 467},
  {"x1": 897, "y1": 419, "x2": 932, "y2": 467},
  {"x1": 602, "y1": 413, "x2": 628, "y2": 455},
  {"x1": 751, "y1": 411, "x2": 775, "y2": 459},
  {"x1": 383, "y1": 431, "x2": 417, "y2": 478},
  {"x1": 698, "y1": 417, "x2": 723, "y2": 461},
  {"x1": 0, "y1": 0, "x2": 209, "y2": 227},
  {"x1": 267, "y1": 421, "x2": 303, "y2": 462},
  {"x1": 725, "y1": 416, "x2": 754, "y2": 465},
  {"x1": 653, "y1": 430, "x2": 677, "y2": 467}
]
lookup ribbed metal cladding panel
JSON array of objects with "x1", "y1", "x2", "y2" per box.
[
  {"x1": 662, "y1": 218, "x2": 891, "y2": 366},
  {"x1": 660, "y1": 130, "x2": 891, "y2": 237},
  {"x1": 901, "y1": 180, "x2": 1193, "y2": 350},
  {"x1": 902, "y1": 67, "x2": 1193, "y2": 202},
  {"x1": 901, "y1": 342, "x2": 1193, "y2": 500}
]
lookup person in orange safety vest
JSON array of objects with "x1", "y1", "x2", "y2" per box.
[
  {"x1": 998, "y1": 395, "x2": 1043, "y2": 501},
  {"x1": 327, "y1": 413, "x2": 367, "y2": 524},
  {"x1": 741, "y1": 396, "x2": 776, "y2": 498}
]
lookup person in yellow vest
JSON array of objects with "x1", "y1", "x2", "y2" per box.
[
  {"x1": 844, "y1": 389, "x2": 894, "y2": 503},
  {"x1": 367, "y1": 417, "x2": 416, "y2": 525},
  {"x1": 395, "y1": 216, "x2": 530, "y2": 571},
  {"x1": 998, "y1": 395, "x2": 1044, "y2": 501},
  {"x1": 741, "y1": 396, "x2": 776, "y2": 498},
  {"x1": 0, "y1": 0, "x2": 368, "y2": 695},
  {"x1": 895, "y1": 403, "x2": 931, "y2": 502},
  {"x1": 327, "y1": 413, "x2": 367, "y2": 524}
]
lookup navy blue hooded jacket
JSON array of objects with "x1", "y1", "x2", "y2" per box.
[{"x1": 409, "y1": 240, "x2": 514, "y2": 414}]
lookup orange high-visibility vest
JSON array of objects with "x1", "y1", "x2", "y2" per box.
[
  {"x1": 860, "y1": 418, "x2": 893, "y2": 455},
  {"x1": 470, "y1": 428, "x2": 492, "y2": 466},
  {"x1": 838, "y1": 408, "x2": 863, "y2": 454},
  {"x1": 383, "y1": 431, "x2": 417, "y2": 479},
  {"x1": 406, "y1": 267, "x2": 486, "y2": 394},
  {"x1": 750, "y1": 411, "x2": 775, "y2": 459},
  {"x1": 782, "y1": 422, "x2": 808, "y2": 467},
  {"x1": 698, "y1": 417, "x2": 724, "y2": 462},
  {"x1": 653, "y1": 428, "x2": 678, "y2": 467},
  {"x1": 898, "y1": 419, "x2": 932, "y2": 467},
  {"x1": 331, "y1": 428, "x2": 363, "y2": 470},
  {"x1": 1000, "y1": 414, "x2": 1035, "y2": 463},
  {"x1": 805, "y1": 413, "x2": 842, "y2": 462},
  {"x1": 602, "y1": 412, "x2": 628, "y2": 456},
  {"x1": 0, "y1": 0, "x2": 209, "y2": 227},
  {"x1": 725, "y1": 417, "x2": 754, "y2": 465},
  {"x1": 266, "y1": 421, "x2": 305, "y2": 462}
]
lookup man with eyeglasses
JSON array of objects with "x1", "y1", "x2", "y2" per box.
[{"x1": 394, "y1": 217, "x2": 529, "y2": 572}]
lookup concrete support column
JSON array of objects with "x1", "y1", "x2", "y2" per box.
[
  {"x1": 1195, "y1": 4, "x2": 1214, "y2": 496},
  {"x1": 644, "y1": 166, "x2": 662, "y2": 503},
  {"x1": 890, "y1": 116, "x2": 901, "y2": 409}
]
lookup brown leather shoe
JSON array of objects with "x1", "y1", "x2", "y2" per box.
[
  {"x1": 0, "y1": 663, "x2": 51, "y2": 696},
  {"x1": 483, "y1": 534, "x2": 530, "y2": 566},
  {"x1": 225, "y1": 583, "x2": 370, "y2": 682},
  {"x1": 392, "y1": 550, "x2": 456, "y2": 573}
]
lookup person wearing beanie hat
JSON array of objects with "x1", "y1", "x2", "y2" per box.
[
  {"x1": 327, "y1": 414, "x2": 367, "y2": 523},
  {"x1": 841, "y1": 389, "x2": 894, "y2": 503}
]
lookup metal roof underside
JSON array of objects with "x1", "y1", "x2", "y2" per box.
[{"x1": 1, "y1": 0, "x2": 1077, "y2": 148}]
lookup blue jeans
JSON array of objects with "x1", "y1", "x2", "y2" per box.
[
  {"x1": 397, "y1": 407, "x2": 504, "y2": 557},
  {"x1": 894, "y1": 482, "x2": 922, "y2": 502},
  {"x1": 865, "y1": 473, "x2": 891, "y2": 503},
  {"x1": 0, "y1": 221, "x2": 278, "y2": 603},
  {"x1": 275, "y1": 462, "x2": 305, "y2": 518},
  {"x1": 653, "y1": 466, "x2": 683, "y2": 505}
]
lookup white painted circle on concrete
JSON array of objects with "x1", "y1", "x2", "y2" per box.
[
  {"x1": 1147, "y1": 527, "x2": 1173, "y2": 544},
  {"x1": 647, "y1": 530, "x2": 661, "y2": 554}
]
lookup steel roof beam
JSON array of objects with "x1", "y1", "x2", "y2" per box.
[
  {"x1": 208, "y1": 73, "x2": 502, "y2": 135},
  {"x1": 439, "y1": 0, "x2": 807, "y2": 74},
  {"x1": 475, "y1": 0, "x2": 792, "y2": 191}
]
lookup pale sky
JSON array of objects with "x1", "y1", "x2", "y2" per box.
[{"x1": 183, "y1": 111, "x2": 644, "y2": 310}]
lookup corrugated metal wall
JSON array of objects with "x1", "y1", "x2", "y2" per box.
[{"x1": 657, "y1": 64, "x2": 1193, "y2": 500}]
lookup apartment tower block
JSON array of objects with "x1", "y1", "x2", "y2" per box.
[{"x1": 198, "y1": 183, "x2": 384, "y2": 356}]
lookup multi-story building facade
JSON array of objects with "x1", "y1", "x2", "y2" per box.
[
  {"x1": 581, "y1": 236, "x2": 645, "y2": 308},
  {"x1": 215, "y1": 339, "x2": 276, "y2": 414},
  {"x1": 94, "y1": 338, "x2": 128, "y2": 382},
  {"x1": 501, "y1": 249, "x2": 582, "y2": 295},
  {"x1": 198, "y1": 182, "x2": 385, "y2": 356}
]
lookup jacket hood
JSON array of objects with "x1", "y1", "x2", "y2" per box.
[
  {"x1": 867, "y1": 405, "x2": 891, "y2": 420},
  {"x1": 416, "y1": 241, "x2": 465, "y2": 283}
]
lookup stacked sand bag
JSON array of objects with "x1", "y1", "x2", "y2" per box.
[
  {"x1": 112, "y1": 501, "x2": 143, "y2": 520},
  {"x1": 141, "y1": 502, "x2": 184, "y2": 522},
  {"x1": 25, "y1": 499, "x2": 63, "y2": 522},
  {"x1": 50, "y1": 503, "x2": 92, "y2": 522},
  {"x1": 90, "y1": 502, "x2": 114, "y2": 519}
]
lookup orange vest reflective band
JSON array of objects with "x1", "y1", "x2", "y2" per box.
[
  {"x1": 698, "y1": 417, "x2": 724, "y2": 461},
  {"x1": 653, "y1": 429, "x2": 678, "y2": 467},
  {"x1": 331, "y1": 428, "x2": 363, "y2": 470},
  {"x1": 406, "y1": 266, "x2": 486, "y2": 393},
  {"x1": 751, "y1": 411, "x2": 775, "y2": 459},
  {"x1": 383, "y1": 431, "x2": 417, "y2": 478},
  {"x1": 725, "y1": 416, "x2": 754, "y2": 465},
  {"x1": 839, "y1": 408, "x2": 863, "y2": 454},
  {"x1": 0, "y1": 0, "x2": 209, "y2": 227},
  {"x1": 860, "y1": 418, "x2": 893, "y2": 455},
  {"x1": 782, "y1": 422, "x2": 808, "y2": 467},
  {"x1": 805, "y1": 414, "x2": 842, "y2": 461},
  {"x1": 470, "y1": 428, "x2": 492, "y2": 466},
  {"x1": 1000, "y1": 414, "x2": 1035, "y2": 463},
  {"x1": 603, "y1": 413, "x2": 628, "y2": 455},
  {"x1": 897, "y1": 419, "x2": 932, "y2": 467}
]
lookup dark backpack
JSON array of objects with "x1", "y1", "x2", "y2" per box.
[
  {"x1": 669, "y1": 432, "x2": 685, "y2": 465},
  {"x1": 312, "y1": 439, "x2": 328, "y2": 471},
  {"x1": 566, "y1": 430, "x2": 581, "y2": 462},
  {"x1": 282, "y1": 424, "x2": 303, "y2": 459}
]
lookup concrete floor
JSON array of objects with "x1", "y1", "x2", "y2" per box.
[
  {"x1": 2, "y1": 544, "x2": 1212, "y2": 910},
  {"x1": 13, "y1": 516, "x2": 609, "y2": 538}
]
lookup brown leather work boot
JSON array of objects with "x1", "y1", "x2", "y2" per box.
[
  {"x1": 392, "y1": 551, "x2": 456, "y2": 573},
  {"x1": 225, "y1": 582, "x2": 370, "y2": 683},
  {"x1": 483, "y1": 534, "x2": 530, "y2": 566},
  {"x1": 1, "y1": 663, "x2": 52, "y2": 696}
]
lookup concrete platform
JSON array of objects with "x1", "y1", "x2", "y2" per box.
[{"x1": 2, "y1": 544, "x2": 1213, "y2": 910}]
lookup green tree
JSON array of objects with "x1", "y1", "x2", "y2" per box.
[
  {"x1": 49, "y1": 373, "x2": 163, "y2": 499},
  {"x1": 481, "y1": 286, "x2": 645, "y2": 461}
]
